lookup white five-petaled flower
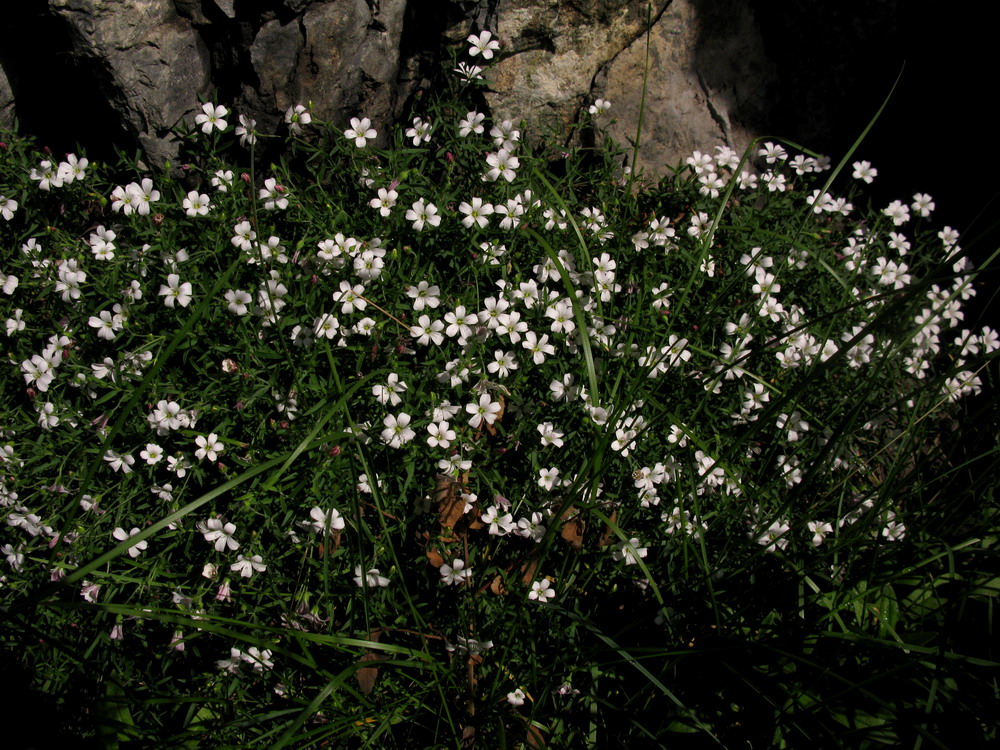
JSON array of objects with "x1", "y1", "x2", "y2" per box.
[
  {"x1": 183, "y1": 190, "x2": 212, "y2": 216},
  {"x1": 369, "y1": 187, "x2": 398, "y2": 217},
  {"x1": 426, "y1": 420, "x2": 456, "y2": 448},
  {"x1": 485, "y1": 149, "x2": 519, "y2": 182},
  {"x1": 440, "y1": 558, "x2": 472, "y2": 585},
  {"x1": 231, "y1": 554, "x2": 266, "y2": 578},
  {"x1": 529, "y1": 578, "x2": 556, "y2": 601},
  {"x1": 103, "y1": 450, "x2": 135, "y2": 474},
  {"x1": 507, "y1": 688, "x2": 526, "y2": 707},
  {"x1": 467, "y1": 30, "x2": 501, "y2": 59},
  {"x1": 353, "y1": 565, "x2": 390, "y2": 588},
  {"x1": 195, "y1": 433, "x2": 224, "y2": 462},
  {"x1": 113, "y1": 527, "x2": 147, "y2": 558},
  {"x1": 405, "y1": 199, "x2": 441, "y2": 231},
  {"x1": 588, "y1": 98, "x2": 611, "y2": 115},
  {"x1": 158, "y1": 274, "x2": 193, "y2": 308},
  {"x1": 202, "y1": 518, "x2": 240, "y2": 552},
  {"x1": 466, "y1": 393, "x2": 501, "y2": 429},
  {"x1": 380, "y1": 413, "x2": 416, "y2": 448},
  {"x1": 612, "y1": 537, "x2": 648, "y2": 565},
  {"x1": 285, "y1": 103, "x2": 312, "y2": 133},
  {"x1": 307, "y1": 506, "x2": 345, "y2": 535},
  {"x1": 344, "y1": 117, "x2": 377, "y2": 148},
  {"x1": 195, "y1": 102, "x2": 229, "y2": 134}
]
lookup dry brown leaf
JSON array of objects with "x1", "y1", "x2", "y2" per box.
[
  {"x1": 435, "y1": 473, "x2": 467, "y2": 530},
  {"x1": 355, "y1": 630, "x2": 382, "y2": 695},
  {"x1": 520, "y1": 558, "x2": 539, "y2": 586},
  {"x1": 317, "y1": 529, "x2": 342, "y2": 557},
  {"x1": 489, "y1": 574, "x2": 509, "y2": 595},
  {"x1": 597, "y1": 508, "x2": 618, "y2": 548},
  {"x1": 355, "y1": 652, "x2": 380, "y2": 694},
  {"x1": 426, "y1": 546, "x2": 444, "y2": 568},
  {"x1": 560, "y1": 506, "x2": 585, "y2": 549},
  {"x1": 525, "y1": 722, "x2": 547, "y2": 748}
]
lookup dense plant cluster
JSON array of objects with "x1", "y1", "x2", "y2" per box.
[{"x1": 1, "y1": 29, "x2": 997, "y2": 748}]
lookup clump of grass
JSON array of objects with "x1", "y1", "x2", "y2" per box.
[{"x1": 0, "y1": 30, "x2": 997, "y2": 748}]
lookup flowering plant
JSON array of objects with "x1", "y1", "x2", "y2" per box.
[{"x1": 0, "y1": 32, "x2": 997, "y2": 747}]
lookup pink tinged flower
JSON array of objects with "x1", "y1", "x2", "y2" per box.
[
  {"x1": 466, "y1": 394, "x2": 501, "y2": 429},
  {"x1": 307, "y1": 506, "x2": 345, "y2": 535},
  {"x1": 507, "y1": 688, "x2": 526, "y2": 707},
  {"x1": 458, "y1": 197, "x2": 494, "y2": 228},
  {"x1": 231, "y1": 554, "x2": 266, "y2": 578},
  {"x1": 182, "y1": 190, "x2": 211, "y2": 216},
  {"x1": 195, "y1": 102, "x2": 229, "y2": 134},
  {"x1": 216, "y1": 580, "x2": 232, "y2": 601},
  {"x1": 158, "y1": 274, "x2": 193, "y2": 308},
  {"x1": 345, "y1": 116, "x2": 377, "y2": 148},
  {"x1": 612, "y1": 537, "x2": 648, "y2": 565},
  {"x1": 380, "y1": 413, "x2": 416, "y2": 448},
  {"x1": 405, "y1": 198, "x2": 441, "y2": 231},
  {"x1": 467, "y1": 29, "x2": 500, "y2": 59},
  {"x1": 202, "y1": 518, "x2": 240, "y2": 551},
  {"x1": 528, "y1": 578, "x2": 556, "y2": 601},
  {"x1": 353, "y1": 565, "x2": 390, "y2": 587},
  {"x1": 112, "y1": 527, "x2": 147, "y2": 558},
  {"x1": 440, "y1": 558, "x2": 471, "y2": 585},
  {"x1": 110, "y1": 624, "x2": 124, "y2": 640},
  {"x1": 195, "y1": 433, "x2": 224, "y2": 462},
  {"x1": 81, "y1": 581, "x2": 100, "y2": 603},
  {"x1": 369, "y1": 187, "x2": 398, "y2": 217}
]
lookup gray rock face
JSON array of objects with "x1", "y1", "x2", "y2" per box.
[
  {"x1": 0, "y1": 63, "x2": 14, "y2": 131},
  {"x1": 3, "y1": 0, "x2": 777, "y2": 176}
]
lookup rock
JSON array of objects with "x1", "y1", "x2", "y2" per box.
[
  {"x1": 49, "y1": 0, "x2": 212, "y2": 165},
  {"x1": 0, "y1": 63, "x2": 14, "y2": 131},
  {"x1": 601, "y1": 0, "x2": 773, "y2": 178},
  {"x1": 2, "y1": 0, "x2": 777, "y2": 174}
]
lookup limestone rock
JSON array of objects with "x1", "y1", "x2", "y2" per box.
[
  {"x1": 49, "y1": 0, "x2": 211, "y2": 164},
  {"x1": 602, "y1": 0, "x2": 773, "y2": 178},
  {"x1": 0, "y1": 63, "x2": 14, "y2": 131}
]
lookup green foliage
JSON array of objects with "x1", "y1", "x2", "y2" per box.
[{"x1": 0, "y1": 35, "x2": 998, "y2": 749}]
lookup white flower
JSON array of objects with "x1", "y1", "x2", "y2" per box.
[
  {"x1": 112, "y1": 527, "x2": 147, "y2": 558},
  {"x1": 381, "y1": 413, "x2": 416, "y2": 448},
  {"x1": 458, "y1": 111, "x2": 485, "y2": 137},
  {"x1": 231, "y1": 554, "x2": 266, "y2": 578},
  {"x1": 344, "y1": 117, "x2": 377, "y2": 148},
  {"x1": 182, "y1": 190, "x2": 211, "y2": 216},
  {"x1": 612, "y1": 537, "x2": 647, "y2": 565},
  {"x1": 467, "y1": 30, "x2": 500, "y2": 59},
  {"x1": 306, "y1": 506, "x2": 345, "y2": 535},
  {"x1": 507, "y1": 688, "x2": 526, "y2": 707},
  {"x1": 588, "y1": 98, "x2": 611, "y2": 115},
  {"x1": 465, "y1": 394, "x2": 501, "y2": 429},
  {"x1": 195, "y1": 102, "x2": 229, "y2": 134},
  {"x1": 194, "y1": 433, "x2": 224, "y2": 462},
  {"x1": 440, "y1": 558, "x2": 472, "y2": 585},
  {"x1": 405, "y1": 198, "x2": 441, "y2": 231},
  {"x1": 353, "y1": 565, "x2": 390, "y2": 588},
  {"x1": 285, "y1": 103, "x2": 312, "y2": 133},
  {"x1": 103, "y1": 450, "x2": 135, "y2": 474},
  {"x1": 426, "y1": 420, "x2": 456, "y2": 449},
  {"x1": 140, "y1": 444, "x2": 163, "y2": 465},
  {"x1": 528, "y1": 578, "x2": 556, "y2": 601},
  {"x1": 158, "y1": 274, "x2": 193, "y2": 308},
  {"x1": 202, "y1": 518, "x2": 240, "y2": 552}
]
